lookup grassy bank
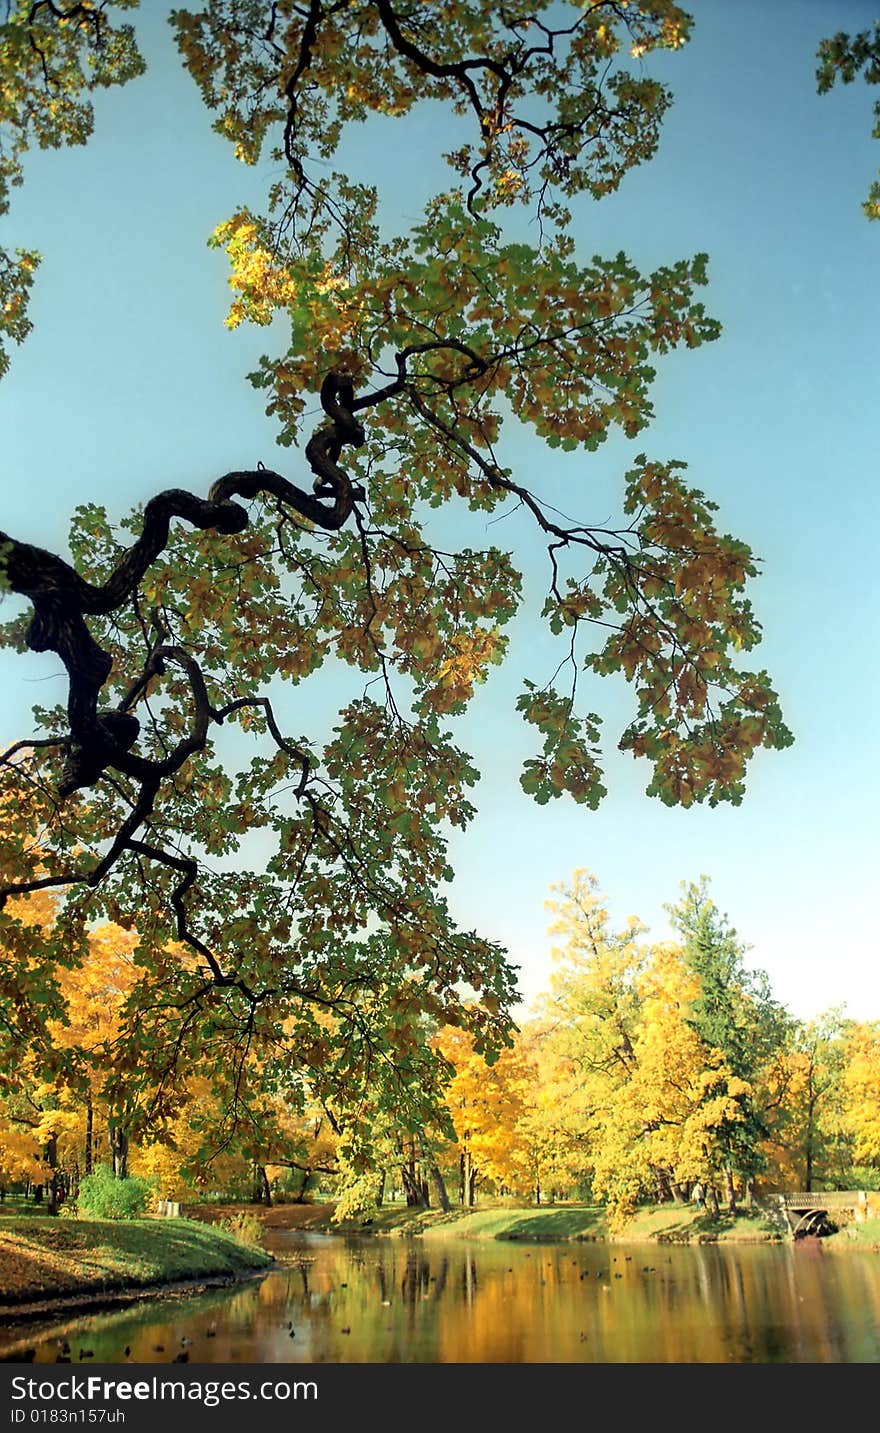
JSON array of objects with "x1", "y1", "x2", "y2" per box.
[
  {"x1": 318, "y1": 1200, "x2": 784, "y2": 1244},
  {"x1": 823, "y1": 1217, "x2": 880, "y2": 1253},
  {"x1": 616, "y1": 1204, "x2": 783, "y2": 1243},
  {"x1": 0, "y1": 1216, "x2": 273, "y2": 1314},
  {"x1": 194, "y1": 1198, "x2": 880, "y2": 1251}
]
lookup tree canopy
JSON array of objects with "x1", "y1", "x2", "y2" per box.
[{"x1": 0, "y1": 2, "x2": 794, "y2": 1156}]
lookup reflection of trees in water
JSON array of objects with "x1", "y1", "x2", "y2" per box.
[
  {"x1": 400, "y1": 1249, "x2": 436, "y2": 1309},
  {"x1": 433, "y1": 1256, "x2": 449, "y2": 1301},
  {"x1": 376, "y1": 1258, "x2": 389, "y2": 1304},
  {"x1": 395, "y1": 1249, "x2": 454, "y2": 1311},
  {"x1": 14, "y1": 1240, "x2": 880, "y2": 1365},
  {"x1": 462, "y1": 1255, "x2": 478, "y2": 1307}
]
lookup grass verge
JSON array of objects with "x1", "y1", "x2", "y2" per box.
[
  {"x1": 616, "y1": 1204, "x2": 784, "y2": 1244},
  {"x1": 0, "y1": 1216, "x2": 273, "y2": 1311},
  {"x1": 328, "y1": 1201, "x2": 782, "y2": 1243},
  {"x1": 823, "y1": 1217, "x2": 880, "y2": 1252}
]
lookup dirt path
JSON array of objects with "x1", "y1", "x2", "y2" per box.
[{"x1": 187, "y1": 1202, "x2": 335, "y2": 1231}]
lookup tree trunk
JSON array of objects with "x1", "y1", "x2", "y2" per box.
[
  {"x1": 427, "y1": 1160, "x2": 450, "y2": 1212},
  {"x1": 84, "y1": 1094, "x2": 93, "y2": 1177},
  {"x1": 45, "y1": 1133, "x2": 59, "y2": 1216},
  {"x1": 804, "y1": 1081, "x2": 816, "y2": 1192},
  {"x1": 401, "y1": 1139, "x2": 426, "y2": 1207},
  {"x1": 400, "y1": 1163, "x2": 426, "y2": 1208},
  {"x1": 460, "y1": 1146, "x2": 477, "y2": 1208},
  {"x1": 252, "y1": 1164, "x2": 271, "y2": 1205},
  {"x1": 110, "y1": 1123, "x2": 128, "y2": 1179},
  {"x1": 706, "y1": 1184, "x2": 720, "y2": 1219},
  {"x1": 294, "y1": 1168, "x2": 313, "y2": 1203},
  {"x1": 805, "y1": 1122, "x2": 814, "y2": 1193},
  {"x1": 375, "y1": 1171, "x2": 386, "y2": 1208},
  {"x1": 723, "y1": 1167, "x2": 737, "y2": 1216}
]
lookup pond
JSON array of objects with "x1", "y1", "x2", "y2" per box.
[{"x1": 2, "y1": 1231, "x2": 880, "y2": 1364}]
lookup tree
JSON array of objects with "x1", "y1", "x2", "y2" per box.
[
  {"x1": 666, "y1": 878, "x2": 790, "y2": 1210},
  {"x1": 817, "y1": 21, "x2": 880, "y2": 220},
  {"x1": 514, "y1": 1018, "x2": 591, "y2": 1205},
  {"x1": 840, "y1": 1021, "x2": 880, "y2": 1172},
  {"x1": 434, "y1": 1022, "x2": 531, "y2": 1206},
  {"x1": 540, "y1": 869, "x2": 646, "y2": 1220},
  {"x1": 0, "y1": 3, "x2": 791, "y2": 1128},
  {"x1": 764, "y1": 1011, "x2": 850, "y2": 1193}
]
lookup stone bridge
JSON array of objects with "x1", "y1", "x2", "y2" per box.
[{"x1": 774, "y1": 1190, "x2": 871, "y2": 1238}]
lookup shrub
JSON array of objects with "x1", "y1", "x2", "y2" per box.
[
  {"x1": 218, "y1": 1211, "x2": 264, "y2": 1249},
  {"x1": 76, "y1": 1166, "x2": 153, "y2": 1220}
]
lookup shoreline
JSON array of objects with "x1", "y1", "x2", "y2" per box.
[
  {"x1": 0, "y1": 1265, "x2": 271, "y2": 1329},
  {"x1": 0, "y1": 1214, "x2": 274, "y2": 1331},
  {"x1": 1, "y1": 1200, "x2": 876, "y2": 1330}
]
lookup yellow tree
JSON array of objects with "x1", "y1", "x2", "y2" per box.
[
  {"x1": 625, "y1": 942, "x2": 755, "y2": 1216},
  {"x1": 48, "y1": 921, "x2": 142, "y2": 1180},
  {"x1": 514, "y1": 1019, "x2": 591, "y2": 1205},
  {"x1": 538, "y1": 870, "x2": 646, "y2": 1206},
  {"x1": 434, "y1": 1022, "x2": 533, "y2": 1205},
  {"x1": 841, "y1": 1022, "x2": 880, "y2": 1170},
  {"x1": 0, "y1": 1111, "x2": 47, "y2": 1194},
  {"x1": 538, "y1": 871, "x2": 786, "y2": 1226},
  {"x1": 760, "y1": 1011, "x2": 849, "y2": 1192}
]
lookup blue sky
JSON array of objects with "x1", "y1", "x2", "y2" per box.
[{"x1": 1, "y1": 1, "x2": 878, "y2": 1022}]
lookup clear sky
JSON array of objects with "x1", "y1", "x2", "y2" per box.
[{"x1": 1, "y1": 1, "x2": 878, "y2": 1024}]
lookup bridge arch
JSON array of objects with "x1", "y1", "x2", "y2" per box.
[{"x1": 791, "y1": 1208, "x2": 835, "y2": 1238}]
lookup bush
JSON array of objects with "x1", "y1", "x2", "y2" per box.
[
  {"x1": 218, "y1": 1211, "x2": 265, "y2": 1249},
  {"x1": 76, "y1": 1166, "x2": 153, "y2": 1220}
]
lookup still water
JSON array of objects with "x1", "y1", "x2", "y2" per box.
[{"x1": 3, "y1": 1232, "x2": 880, "y2": 1363}]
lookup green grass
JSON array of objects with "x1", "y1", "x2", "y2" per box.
[
  {"x1": 0, "y1": 1195, "x2": 45, "y2": 1219},
  {"x1": 618, "y1": 1204, "x2": 783, "y2": 1244},
  {"x1": 332, "y1": 1201, "x2": 607, "y2": 1240},
  {"x1": 330, "y1": 1199, "x2": 786, "y2": 1245},
  {"x1": 823, "y1": 1217, "x2": 880, "y2": 1252},
  {"x1": 0, "y1": 1215, "x2": 273, "y2": 1307}
]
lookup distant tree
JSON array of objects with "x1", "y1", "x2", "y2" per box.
[
  {"x1": 841, "y1": 1021, "x2": 880, "y2": 1172},
  {"x1": 767, "y1": 1011, "x2": 850, "y2": 1193},
  {"x1": 434, "y1": 1022, "x2": 531, "y2": 1206},
  {"x1": 666, "y1": 878, "x2": 791, "y2": 1210},
  {"x1": 541, "y1": 869, "x2": 647, "y2": 1222}
]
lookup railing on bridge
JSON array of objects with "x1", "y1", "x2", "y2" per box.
[
  {"x1": 780, "y1": 1191, "x2": 867, "y2": 1210},
  {"x1": 773, "y1": 1190, "x2": 869, "y2": 1238}
]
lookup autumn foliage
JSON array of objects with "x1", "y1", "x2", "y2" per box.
[{"x1": 9, "y1": 1, "x2": 873, "y2": 1205}]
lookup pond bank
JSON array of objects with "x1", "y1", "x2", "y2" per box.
[
  {"x1": 196, "y1": 1199, "x2": 787, "y2": 1245},
  {"x1": 4, "y1": 1200, "x2": 876, "y2": 1325},
  {"x1": 335, "y1": 1202, "x2": 787, "y2": 1244},
  {"x1": 234, "y1": 1198, "x2": 879, "y2": 1250},
  {"x1": 0, "y1": 1216, "x2": 273, "y2": 1323}
]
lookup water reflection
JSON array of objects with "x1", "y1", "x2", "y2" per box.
[{"x1": 2, "y1": 1233, "x2": 879, "y2": 1364}]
